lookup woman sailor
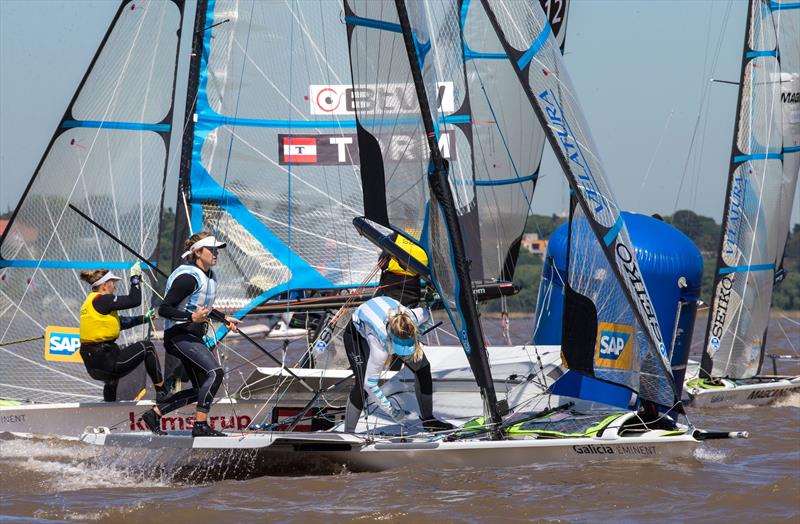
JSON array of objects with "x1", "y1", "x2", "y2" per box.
[
  {"x1": 343, "y1": 295, "x2": 454, "y2": 433},
  {"x1": 79, "y1": 264, "x2": 166, "y2": 404},
  {"x1": 141, "y1": 232, "x2": 240, "y2": 437}
]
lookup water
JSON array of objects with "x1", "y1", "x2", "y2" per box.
[{"x1": 2, "y1": 314, "x2": 799, "y2": 522}]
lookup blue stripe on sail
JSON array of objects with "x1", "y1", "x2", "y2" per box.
[
  {"x1": 198, "y1": 114, "x2": 467, "y2": 129},
  {"x1": 475, "y1": 172, "x2": 538, "y2": 186},
  {"x1": 785, "y1": 145, "x2": 800, "y2": 153},
  {"x1": 464, "y1": 49, "x2": 507, "y2": 61},
  {"x1": 344, "y1": 15, "x2": 402, "y2": 33},
  {"x1": 517, "y1": 22, "x2": 551, "y2": 70},
  {"x1": 734, "y1": 152, "x2": 782, "y2": 162},
  {"x1": 461, "y1": 0, "x2": 507, "y2": 62},
  {"x1": 770, "y1": 2, "x2": 800, "y2": 10},
  {"x1": 201, "y1": 114, "x2": 358, "y2": 129},
  {"x1": 719, "y1": 263, "x2": 775, "y2": 275},
  {"x1": 746, "y1": 50, "x2": 778, "y2": 58},
  {"x1": 0, "y1": 260, "x2": 152, "y2": 269},
  {"x1": 603, "y1": 215, "x2": 624, "y2": 246},
  {"x1": 62, "y1": 120, "x2": 171, "y2": 132},
  {"x1": 442, "y1": 115, "x2": 470, "y2": 125}
]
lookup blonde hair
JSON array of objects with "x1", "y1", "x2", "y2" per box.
[
  {"x1": 387, "y1": 312, "x2": 423, "y2": 362},
  {"x1": 79, "y1": 269, "x2": 109, "y2": 287},
  {"x1": 183, "y1": 231, "x2": 212, "y2": 263}
]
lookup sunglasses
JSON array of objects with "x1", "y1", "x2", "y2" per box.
[{"x1": 203, "y1": 246, "x2": 219, "y2": 255}]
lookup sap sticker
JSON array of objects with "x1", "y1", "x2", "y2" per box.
[
  {"x1": 44, "y1": 326, "x2": 82, "y2": 363},
  {"x1": 595, "y1": 322, "x2": 634, "y2": 370}
]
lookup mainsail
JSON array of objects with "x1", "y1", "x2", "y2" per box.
[
  {"x1": 345, "y1": 0, "x2": 502, "y2": 421},
  {"x1": 701, "y1": 0, "x2": 800, "y2": 380},
  {"x1": 0, "y1": 0, "x2": 185, "y2": 402},
  {"x1": 182, "y1": 0, "x2": 380, "y2": 321},
  {"x1": 479, "y1": 0, "x2": 678, "y2": 407},
  {"x1": 461, "y1": 0, "x2": 569, "y2": 283}
]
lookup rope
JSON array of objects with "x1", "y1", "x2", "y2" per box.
[{"x1": 0, "y1": 335, "x2": 45, "y2": 347}]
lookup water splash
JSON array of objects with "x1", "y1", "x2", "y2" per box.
[
  {"x1": 693, "y1": 446, "x2": 729, "y2": 463},
  {"x1": 773, "y1": 392, "x2": 800, "y2": 409}
]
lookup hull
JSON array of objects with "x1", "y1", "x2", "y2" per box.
[
  {"x1": 684, "y1": 376, "x2": 800, "y2": 408},
  {"x1": 78, "y1": 412, "x2": 699, "y2": 475},
  {"x1": 1, "y1": 344, "x2": 563, "y2": 438},
  {"x1": 0, "y1": 399, "x2": 281, "y2": 438}
]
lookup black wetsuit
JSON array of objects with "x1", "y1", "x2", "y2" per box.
[
  {"x1": 79, "y1": 278, "x2": 163, "y2": 401},
  {"x1": 157, "y1": 271, "x2": 224, "y2": 415}
]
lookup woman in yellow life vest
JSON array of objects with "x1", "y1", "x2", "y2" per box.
[
  {"x1": 79, "y1": 263, "x2": 167, "y2": 407},
  {"x1": 377, "y1": 232, "x2": 429, "y2": 307}
]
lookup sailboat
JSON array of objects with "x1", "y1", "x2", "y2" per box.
[
  {"x1": 0, "y1": 0, "x2": 564, "y2": 437},
  {"x1": 684, "y1": 0, "x2": 800, "y2": 408},
  {"x1": 81, "y1": 0, "x2": 745, "y2": 473}
]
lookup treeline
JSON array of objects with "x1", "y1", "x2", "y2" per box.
[{"x1": 485, "y1": 210, "x2": 800, "y2": 314}]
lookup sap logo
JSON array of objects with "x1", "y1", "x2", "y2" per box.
[
  {"x1": 595, "y1": 322, "x2": 634, "y2": 370},
  {"x1": 599, "y1": 332, "x2": 630, "y2": 360},
  {"x1": 44, "y1": 326, "x2": 82, "y2": 363}
]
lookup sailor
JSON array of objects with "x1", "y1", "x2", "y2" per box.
[
  {"x1": 78, "y1": 264, "x2": 166, "y2": 403},
  {"x1": 141, "y1": 232, "x2": 240, "y2": 437},
  {"x1": 372, "y1": 232, "x2": 430, "y2": 371},
  {"x1": 375, "y1": 232, "x2": 428, "y2": 307},
  {"x1": 342, "y1": 295, "x2": 454, "y2": 433}
]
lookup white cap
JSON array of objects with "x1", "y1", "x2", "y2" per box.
[
  {"x1": 181, "y1": 236, "x2": 227, "y2": 259},
  {"x1": 91, "y1": 271, "x2": 121, "y2": 288}
]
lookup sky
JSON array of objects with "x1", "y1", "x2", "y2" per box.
[{"x1": 1, "y1": 0, "x2": 798, "y2": 226}]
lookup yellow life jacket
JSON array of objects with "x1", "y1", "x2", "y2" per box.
[
  {"x1": 79, "y1": 292, "x2": 120, "y2": 344},
  {"x1": 385, "y1": 234, "x2": 428, "y2": 277}
]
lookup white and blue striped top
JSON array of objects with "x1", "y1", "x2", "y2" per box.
[
  {"x1": 351, "y1": 296, "x2": 432, "y2": 418},
  {"x1": 163, "y1": 264, "x2": 218, "y2": 330}
]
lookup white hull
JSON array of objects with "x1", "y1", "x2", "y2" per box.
[
  {"x1": 684, "y1": 376, "x2": 800, "y2": 408},
  {"x1": 78, "y1": 412, "x2": 699, "y2": 475},
  {"x1": 1, "y1": 344, "x2": 563, "y2": 438}
]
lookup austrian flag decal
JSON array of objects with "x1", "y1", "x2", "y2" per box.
[{"x1": 282, "y1": 136, "x2": 317, "y2": 163}]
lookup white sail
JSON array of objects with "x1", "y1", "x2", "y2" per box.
[
  {"x1": 701, "y1": 0, "x2": 800, "y2": 380},
  {"x1": 0, "y1": 0, "x2": 184, "y2": 402}
]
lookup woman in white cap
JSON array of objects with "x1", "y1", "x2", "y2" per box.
[
  {"x1": 343, "y1": 295, "x2": 454, "y2": 433},
  {"x1": 78, "y1": 263, "x2": 165, "y2": 404},
  {"x1": 142, "y1": 231, "x2": 239, "y2": 437}
]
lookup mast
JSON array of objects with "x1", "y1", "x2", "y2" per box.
[
  {"x1": 171, "y1": 0, "x2": 209, "y2": 268},
  {"x1": 395, "y1": 0, "x2": 503, "y2": 424}
]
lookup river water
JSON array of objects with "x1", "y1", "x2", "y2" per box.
[{"x1": 1, "y1": 314, "x2": 798, "y2": 522}]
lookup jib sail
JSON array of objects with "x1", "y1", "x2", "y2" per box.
[{"x1": 181, "y1": 0, "x2": 380, "y2": 321}]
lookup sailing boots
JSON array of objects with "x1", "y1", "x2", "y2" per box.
[
  {"x1": 192, "y1": 421, "x2": 226, "y2": 437},
  {"x1": 141, "y1": 409, "x2": 167, "y2": 436},
  {"x1": 421, "y1": 418, "x2": 456, "y2": 432}
]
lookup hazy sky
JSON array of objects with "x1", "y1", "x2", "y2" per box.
[{"x1": 1, "y1": 0, "x2": 798, "y2": 225}]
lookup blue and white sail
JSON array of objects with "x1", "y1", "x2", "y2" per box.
[
  {"x1": 183, "y1": 0, "x2": 380, "y2": 320},
  {"x1": 461, "y1": 0, "x2": 569, "y2": 283},
  {"x1": 479, "y1": 0, "x2": 678, "y2": 407},
  {"x1": 0, "y1": 1, "x2": 185, "y2": 402},
  {"x1": 701, "y1": 0, "x2": 800, "y2": 379}
]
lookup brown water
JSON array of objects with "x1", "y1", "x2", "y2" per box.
[{"x1": 1, "y1": 315, "x2": 798, "y2": 523}]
